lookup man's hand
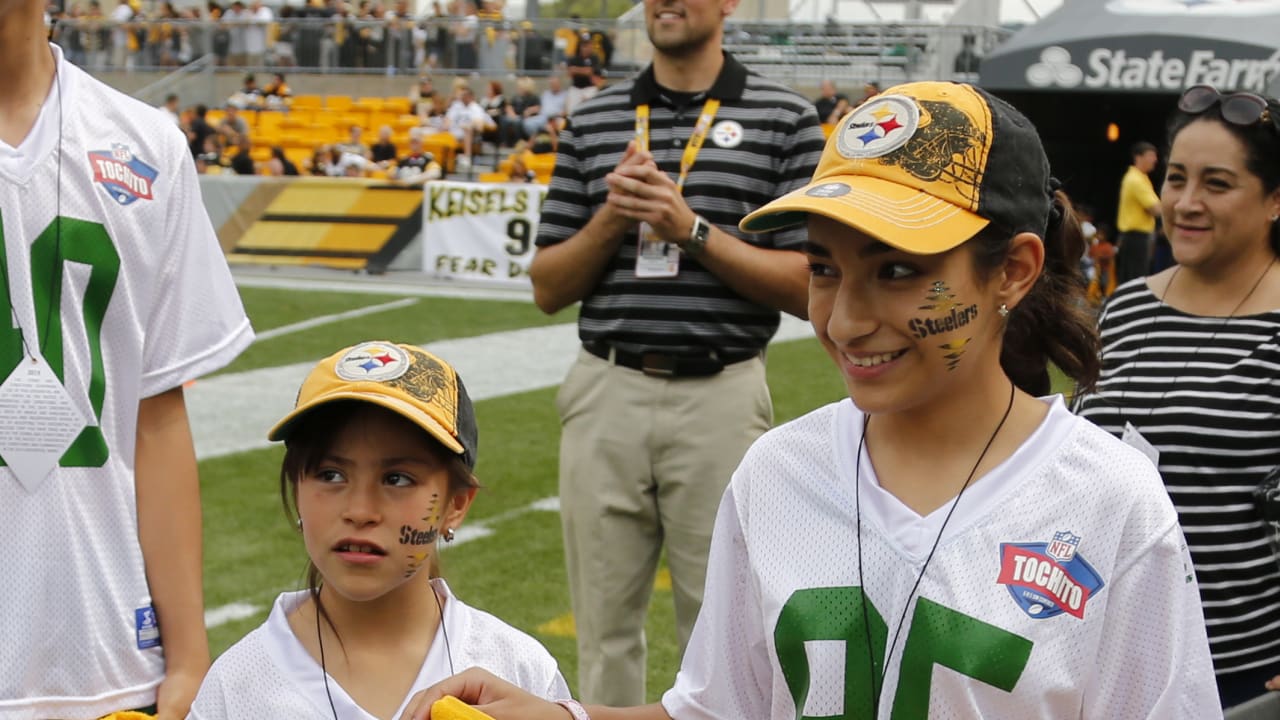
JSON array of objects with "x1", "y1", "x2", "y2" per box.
[{"x1": 604, "y1": 148, "x2": 695, "y2": 246}]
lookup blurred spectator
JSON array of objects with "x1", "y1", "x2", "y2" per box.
[
  {"x1": 812, "y1": 79, "x2": 847, "y2": 124},
  {"x1": 336, "y1": 151, "x2": 369, "y2": 177},
  {"x1": 501, "y1": 76, "x2": 539, "y2": 147},
  {"x1": 223, "y1": 0, "x2": 248, "y2": 66},
  {"x1": 480, "y1": 79, "x2": 506, "y2": 143},
  {"x1": 421, "y1": 93, "x2": 449, "y2": 132},
  {"x1": 158, "y1": 93, "x2": 181, "y2": 125},
  {"x1": 216, "y1": 103, "x2": 250, "y2": 142},
  {"x1": 308, "y1": 144, "x2": 333, "y2": 175},
  {"x1": 450, "y1": 0, "x2": 477, "y2": 69},
  {"x1": 411, "y1": 75, "x2": 434, "y2": 115},
  {"x1": 243, "y1": 0, "x2": 272, "y2": 66},
  {"x1": 335, "y1": 124, "x2": 371, "y2": 159},
  {"x1": 861, "y1": 81, "x2": 880, "y2": 101},
  {"x1": 395, "y1": 130, "x2": 443, "y2": 183},
  {"x1": 515, "y1": 19, "x2": 549, "y2": 71},
  {"x1": 265, "y1": 146, "x2": 300, "y2": 176},
  {"x1": 229, "y1": 134, "x2": 256, "y2": 175},
  {"x1": 228, "y1": 72, "x2": 262, "y2": 108},
  {"x1": 527, "y1": 115, "x2": 558, "y2": 155},
  {"x1": 208, "y1": 1, "x2": 230, "y2": 65},
  {"x1": 506, "y1": 154, "x2": 534, "y2": 183},
  {"x1": 272, "y1": 7, "x2": 299, "y2": 66},
  {"x1": 564, "y1": 34, "x2": 599, "y2": 114},
  {"x1": 522, "y1": 74, "x2": 564, "y2": 138},
  {"x1": 262, "y1": 72, "x2": 291, "y2": 108},
  {"x1": 445, "y1": 84, "x2": 490, "y2": 164},
  {"x1": 551, "y1": 14, "x2": 579, "y2": 68},
  {"x1": 187, "y1": 103, "x2": 216, "y2": 158},
  {"x1": 195, "y1": 133, "x2": 226, "y2": 173},
  {"x1": 953, "y1": 32, "x2": 981, "y2": 74},
  {"x1": 370, "y1": 125, "x2": 398, "y2": 165},
  {"x1": 108, "y1": 0, "x2": 136, "y2": 69},
  {"x1": 585, "y1": 27, "x2": 612, "y2": 69}
]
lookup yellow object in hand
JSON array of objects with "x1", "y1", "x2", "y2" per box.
[
  {"x1": 431, "y1": 696, "x2": 496, "y2": 720},
  {"x1": 98, "y1": 713, "x2": 155, "y2": 720}
]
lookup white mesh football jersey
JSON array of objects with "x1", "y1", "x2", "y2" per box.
[
  {"x1": 0, "y1": 46, "x2": 253, "y2": 719},
  {"x1": 189, "y1": 580, "x2": 571, "y2": 719},
  {"x1": 663, "y1": 397, "x2": 1223, "y2": 719}
]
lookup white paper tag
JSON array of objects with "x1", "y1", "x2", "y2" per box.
[
  {"x1": 634, "y1": 222, "x2": 680, "y2": 278},
  {"x1": 0, "y1": 356, "x2": 89, "y2": 492},
  {"x1": 1121, "y1": 421, "x2": 1160, "y2": 467}
]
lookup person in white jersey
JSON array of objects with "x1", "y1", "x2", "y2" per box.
[
  {"x1": 0, "y1": 0, "x2": 254, "y2": 716},
  {"x1": 189, "y1": 342, "x2": 570, "y2": 720},
  {"x1": 403, "y1": 81, "x2": 1223, "y2": 719}
]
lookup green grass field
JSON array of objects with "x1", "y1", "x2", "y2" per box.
[{"x1": 200, "y1": 284, "x2": 848, "y2": 702}]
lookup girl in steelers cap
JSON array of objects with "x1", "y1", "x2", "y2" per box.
[
  {"x1": 404, "y1": 83, "x2": 1222, "y2": 719},
  {"x1": 188, "y1": 341, "x2": 572, "y2": 719}
]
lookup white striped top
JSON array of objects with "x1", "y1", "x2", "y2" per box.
[{"x1": 1074, "y1": 278, "x2": 1280, "y2": 676}]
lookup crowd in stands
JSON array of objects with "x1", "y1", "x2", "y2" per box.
[
  {"x1": 166, "y1": 69, "x2": 568, "y2": 184},
  {"x1": 45, "y1": 0, "x2": 620, "y2": 76}
]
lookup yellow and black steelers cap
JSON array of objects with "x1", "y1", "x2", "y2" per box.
[
  {"x1": 741, "y1": 81, "x2": 1052, "y2": 254},
  {"x1": 268, "y1": 341, "x2": 478, "y2": 470}
]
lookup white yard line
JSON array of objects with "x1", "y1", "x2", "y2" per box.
[
  {"x1": 253, "y1": 297, "x2": 420, "y2": 342},
  {"x1": 205, "y1": 496, "x2": 560, "y2": 629}
]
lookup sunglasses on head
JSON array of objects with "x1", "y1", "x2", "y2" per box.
[{"x1": 1178, "y1": 84, "x2": 1280, "y2": 131}]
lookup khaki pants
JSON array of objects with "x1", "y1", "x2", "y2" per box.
[{"x1": 556, "y1": 347, "x2": 772, "y2": 705}]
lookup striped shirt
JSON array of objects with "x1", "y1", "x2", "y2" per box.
[
  {"x1": 534, "y1": 52, "x2": 824, "y2": 355},
  {"x1": 1073, "y1": 278, "x2": 1280, "y2": 676}
]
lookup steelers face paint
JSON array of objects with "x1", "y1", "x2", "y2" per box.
[
  {"x1": 939, "y1": 337, "x2": 972, "y2": 371},
  {"x1": 401, "y1": 491, "x2": 445, "y2": 577},
  {"x1": 909, "y1": 280, "x2": 979, "y2": 340}
]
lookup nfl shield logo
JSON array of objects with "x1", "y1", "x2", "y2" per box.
[
  {"x1": 111, "y1": 143, "x2": 134, "y2": 162},
  {"x1": 1047, "y1": 530, "x2": 1081, "y2": 563}
]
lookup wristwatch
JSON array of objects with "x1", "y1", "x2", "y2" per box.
[{"x1": 685, "y1": 215, "x2": 711, "y2": 258}]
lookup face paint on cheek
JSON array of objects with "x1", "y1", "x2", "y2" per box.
[
  {"x1": 919, "y1": 280, "x2": 962, "y2": 312},
  {"x1": 939, "y1": 337, "x2": 972, "y2": 371},
  {"x1": 404, "y1": 550, "x2": 430, "y2": 578},
  {"x1": 400, "y1": 491, "x2": 447, "y2": 547},
  {"x1": 909, "y1": 298, "x2": 980, "y2": 340}
]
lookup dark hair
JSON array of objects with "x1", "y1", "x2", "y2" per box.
[
  {"x1": 970, "y1": 190, "x2": 1101, "y2": 396},
  {"x1": 1167, "y1": 104, "x2": 1280, "y2": 255},
  {"x1": 1130, "y1": 141, "x2": 1156, "y2": 158},
  {"x1": 278, "y1": 401, "x2": 479, "y2": 645}
]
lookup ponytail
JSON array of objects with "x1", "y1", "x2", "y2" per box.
[{"x1": 973, "y1": 190, "x2": 1101, "y2": 396}]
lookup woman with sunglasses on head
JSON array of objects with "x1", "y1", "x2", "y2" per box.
[
  {"x1": 1074, "y1": 85, "x2": 1280, "y2": 709},
  {"x1": 402, "y1": 82, "x2": 1223, "y2": 720}
]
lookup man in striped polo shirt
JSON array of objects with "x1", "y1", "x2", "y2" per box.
[{"x1": 527, "y1": 0, "x2": 824, "y2": 705}]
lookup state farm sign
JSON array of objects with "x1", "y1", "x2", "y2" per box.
[{"x1": 1025, "y1": 45, "x2": 1280, "y2": 93}]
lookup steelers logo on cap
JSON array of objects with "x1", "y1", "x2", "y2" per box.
[
  {"x1": 806, "y1": 182, "x2": 851, "y2": 198},
  {"x1": 836, "y1": 94, "x2": 920, "y2": 159},
  {"x1": 334, "y1": 342, "x2": 411, "y2": 382}
]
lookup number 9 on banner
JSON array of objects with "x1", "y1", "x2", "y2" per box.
[{"x1": 432, "y1": 696, "x2": 495, "y2": 720}]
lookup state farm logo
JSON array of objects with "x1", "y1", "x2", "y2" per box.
[
  {"x1": 1025, "y1": 45, "x2": 1280, "y2": 93},
  {"x1": 1026, "y1": 46, "x2": 1084, "y2": 88}
]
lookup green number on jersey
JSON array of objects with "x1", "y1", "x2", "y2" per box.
[
  {"x1": 776, "y1": 588, "x2": 1033, "y2": 719},
  {"x1": 0, "y1": 213, "x2": 120, "y2": 467}
]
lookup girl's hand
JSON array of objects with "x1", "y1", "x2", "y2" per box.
[
  {"x1": 1265, "y1": 672, "x2": 1279, "y2": 691},
  {"x1": 400, "y1": 667, "x2": 569, "y2": 720}
]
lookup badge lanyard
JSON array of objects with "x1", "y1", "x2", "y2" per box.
[{"x1": 633, "y1": 99, "x2": 720, "y2": 278}]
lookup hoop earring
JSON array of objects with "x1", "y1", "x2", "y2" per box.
[
  {"x1": 442, "y1": 528, "x2": 456, "y2": 543},
  {"x1": 997, "y1": 303, "x2": 1010, "y2": 318}
]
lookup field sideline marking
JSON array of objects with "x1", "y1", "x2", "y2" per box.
[
  {"x1": 253, "y1": 297, "x2": 419, "y2": 342},
  {"x1": 204, "y1": 496, "x2": 561, "y2": 629}
]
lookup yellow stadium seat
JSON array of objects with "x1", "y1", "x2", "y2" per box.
[
  {"x1": 325, "y1": 95, "x2": 353, "y2": 112},
  {"x1": 383, "y1": 97, "x2": 413, "y2": 115},
  {"x1": 292, "y1": 94, "x2": 323, "y2": 111},
  {"x1": 250, "y1": 146, "x2": 272, "y2": 162},
  {"x1": 393, "y1": 114, "x2": 422, "y2": 132},
  {"x1": 477, "y1": 171, "x2": 507, "y2": 183}
]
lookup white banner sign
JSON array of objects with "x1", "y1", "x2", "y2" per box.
[{"x1": 422, "y1": 180, "x2": 548, "y2": 287}]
